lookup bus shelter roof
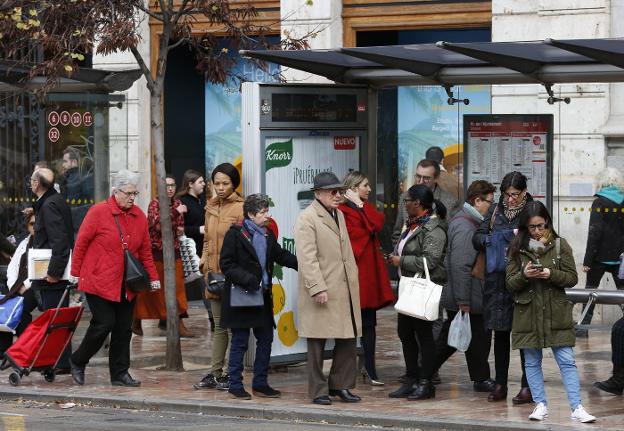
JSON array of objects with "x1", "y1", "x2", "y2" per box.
[{"x1": 240, "y1": 38, "x2": 624, "y2": 87}]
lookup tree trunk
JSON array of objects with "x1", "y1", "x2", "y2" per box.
[{"x1": 150, "y1": 88, "x2": 183, "y2": 371}]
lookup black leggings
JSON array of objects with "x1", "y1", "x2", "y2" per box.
[
  {"x1": 398, "y1": 313, "x2": 435, "y2": 380},
  {"x1": 493, "y1": 330, "x2": 528, "y2": 387}
]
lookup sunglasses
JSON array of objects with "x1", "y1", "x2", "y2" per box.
[{"x1": 329, "y1": 189, "x2": 342, "y2": 196}]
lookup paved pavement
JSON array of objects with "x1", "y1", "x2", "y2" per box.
[{"x1": 0, "y1": 301, "x2": 622, "y2": 430}]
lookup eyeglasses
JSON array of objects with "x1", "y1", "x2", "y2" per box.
[
  {"x1": 483, "y1": 199, "x2": 495, "y2": 205},
  {"x1": 118, "y1": 189, "x2": 140, "y2": 197},
  {"x1": 329, "y1": 189, "x2": 342, "y2": 196},
  {"x1": 528, "y1": 223, "x2": 547, "y2": 231},
  {"x1": 504, "y1": 191, "x2": 523, "y2": 199},
  {"x1": 415, "y1": 174, "x2": 433, "y2": 183},
  {"x1": 166, "y1": 183, "x2": 176, "y2": 189}
]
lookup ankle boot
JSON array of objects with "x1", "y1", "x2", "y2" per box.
[
  {"x1": 407, "y1": 379, "x2": 435, "y2": 401},
  {"x1": 594, "y1": 367, "x2": 624, "y2": 395},
  {"x1": 512, "y1": 386, "x2": 533, "y2": 405},
  {"x1": 389, "y1": 378, "x2": 418, "y2": 398},
  {"x1": 178, "y1": 319, "x2": 195, "y2": 338},
  {"x1": 131, "y1": 319, "x2": 143, "y2": 336},
  {"x1": 488, "y1": 384, "x2": 508, "y2": 402}
]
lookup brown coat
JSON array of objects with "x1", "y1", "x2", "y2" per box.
[
  {"x1": 200, "y1": 192, "x2": 244, "y2": 276},
  {"x1": 294, "y1": 200, "x2": 362, "y2": 339}
]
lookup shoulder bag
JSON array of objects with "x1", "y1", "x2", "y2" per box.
[
  {"x1": 230, "y1": 281, "x2": 264, "y2": 308},
  {"x1": 394, "y1": 257, "x2": 443, "y2": 321},
  {"x1": 113, "y1": 215, "x2": 151, "y2": 293},
  {"x1": 206, "y1": 271, "x2": 225, "y2": 300}
]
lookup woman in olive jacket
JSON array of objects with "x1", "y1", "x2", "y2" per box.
[{"x1": 506, "y1": 201, "x2": 595, "y2": 423}]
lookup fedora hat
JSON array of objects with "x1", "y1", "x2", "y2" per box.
[{"x1": 311, "y1": 171, "x2": 344, "y2": 191}]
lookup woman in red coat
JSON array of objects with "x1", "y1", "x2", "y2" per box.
[
  {"x1": 69, "y1": 170, "x2": 159, "y2": 387},
  {"x1": 339, "y1": 171, "x2": 394, "y2": 386}
]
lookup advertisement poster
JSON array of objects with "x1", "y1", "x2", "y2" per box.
[
  {"x1": 204, "y1": 54, "x2": 279, "y2": 179},
  {"x1": 397, "y1": 85, "x2": 491, "y2": 194},
  {"x1": 464, "y1": 116, "x2": 552, "y2": 206},
  {"x1": 264, "y1": 135, "x2": 360, "y2": 359}
]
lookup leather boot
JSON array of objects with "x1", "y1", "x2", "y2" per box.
[
  {"x1": 512, "y1": 386, "x2": 533, "y2": 405},
  {"x1": 178, "y1": 319, "x2": 195, "y2": 338},
  {"x1": 131, "y1": 319, "x2": 143, "y2": 336},
  {"x1": 407, "y1": 379, "x2": 435, "y2": 401},
  {"x1": 388, "y1": 378, "x2": 418, "y2": 398},
  {"x1": 487, "y1": 384, "x2": 508, "y2": 402},
  {"x1": 594, "y1": 367, "x2": 624, "y2": 395}
]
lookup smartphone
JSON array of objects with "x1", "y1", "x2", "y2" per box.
[{"x1": 532, "y1": 263, "x2": 544, "y2": 271}]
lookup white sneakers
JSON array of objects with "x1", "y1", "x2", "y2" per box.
[
  {"x1": 529, "y1": 402, "x2": 548, "y2": 421},
  {"x1": 571, "y1": 405, "x2": 596, "y2": 423},
  {"x1": 528, "y1": 403, "x2": 596, "y2": 423}
]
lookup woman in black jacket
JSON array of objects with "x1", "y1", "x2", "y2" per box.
[
  {"x1": 472, "y1": 171, "x2": 532, "y2": 404},
  {"x1": 219, "y1": 194, "x2": 297, "y2": 400},
  {"x1": 176, "y1": 169, "x2": 206, "y2": 257}
]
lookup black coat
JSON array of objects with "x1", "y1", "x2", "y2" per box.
[
  {"x1": 583, "y1": 195, "x2": 624, "y2": 266},
  {"x1": 32, "y1": 188, "x2": 74, "y2": 290},
  {"x1": 179, "y1": 193, "x2": 206, "y2": 257},
  {"x1": 472, "y1": 195, "x2": 532, "y2": 331},
  {"x1": 220, "y1": 224, "x2": 297, "y2": 329}
]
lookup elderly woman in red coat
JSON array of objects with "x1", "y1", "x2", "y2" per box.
[
  {"x1": 69, "y1": 170, "x2": 159, "y2": 387},
  {"x1": 339, "y1": 171, "x2": 394, "y2": 385}
]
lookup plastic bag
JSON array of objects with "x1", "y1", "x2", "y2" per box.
[
  {"x1": 447, "y1": 311, "x2": 472, "y2": 352},
  {"x1": 0, "y1": 295, "x2": 24, "y2": 333}
]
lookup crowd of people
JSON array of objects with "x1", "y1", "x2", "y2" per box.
[{"x1": 0, "y1": 148, "x2": 623, "y2": 425}]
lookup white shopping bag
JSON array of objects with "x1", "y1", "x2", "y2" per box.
[
  {"x1": 394, "y1": 257, "x2": 443, "y2": 321},
  {"x1": 447, "y1": 311, "x2": 472, "y2": 352}
]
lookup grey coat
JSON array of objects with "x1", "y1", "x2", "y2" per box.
[
  {"x1": 442, "y1": 207, "x2": 484, "y2": 314},
  {"x1": 392, "y1": 184, "x2": 460, "y2": 246},
  {"x1": 396, "y1": 215, "x2": 447, "y2": 285}
]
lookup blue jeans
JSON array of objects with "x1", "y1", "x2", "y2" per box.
[
  {"x1": 228, "y1": 324, "x2": 273, "y2": 391},
  {"x1": 523, "y1": 346, "x2": 582, "y2": 410}
]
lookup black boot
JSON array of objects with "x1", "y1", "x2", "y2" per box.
[
  {"x1": 407, "y1": 379, "x2": 435, "y2": 401},
  {"x1": 388, "y1": 378, "x2": 418, "y2": 398},
  {"x1": 594, "y1": 368, "x2": 624, "y2": 395}
]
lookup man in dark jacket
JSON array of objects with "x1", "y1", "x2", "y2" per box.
[
  {"x1": 30, "y1": 167, "x2": 74, "y2": 370},
  {"x1": 433, "y1": 180, "x2": 497, "y2": 392}
]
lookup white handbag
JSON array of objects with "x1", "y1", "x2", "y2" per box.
[{"x1": 394, "y1": 257, "x2": 443, "y2": 321}]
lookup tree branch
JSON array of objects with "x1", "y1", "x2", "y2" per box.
[
  {"x1": 136, "y1": 3, "x2": 164, "y2": 21},
  {"x1": 172, "y1": 0, "x2": 192, "y2": 26},
  {"x1": 167, "y1": 37, "x2": 187, "y2": 52},
  {"x1": 130, "y1": 46, "x2": 155, "y2": 90}
]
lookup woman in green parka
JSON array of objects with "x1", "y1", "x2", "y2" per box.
[{"x1": 506, "y1": 201, "x2": 595, "y2": 423}]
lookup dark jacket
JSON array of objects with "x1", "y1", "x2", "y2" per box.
[
  {"x1": 506, "y1": 237, "x2": 578, "y2": 350},
  {"x1": 582, "y1": 191, "x2": 624, "y2": 267},
  {"x1": 442, "y1": 207, "x2": 484, "y2": 314},
  {"x1": 179, "y1": 193, "x2": 206, "y2": 257},
  {"x1": 472, "y1": 195, "x2": 533, "y2": 331},
  {"x1": 220, "y1": 223, "x2": 297, "y2": 329},
  {"x1": 396, "y1": 215, "x2": 447, "y2": 285},
  {"x1": 32, "y1": 188, "x2": 74, "y2": 289}
]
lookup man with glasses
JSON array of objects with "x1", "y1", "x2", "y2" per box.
[
  {"x1": 294, "y1": 171, "x2": 362, "y2": 406},
  {"x1": 30, "y1": 167, "x2": 74, "y2": 372},
  {"x1": 392, "y1": 159, "x2": 460, "y2": 246}
]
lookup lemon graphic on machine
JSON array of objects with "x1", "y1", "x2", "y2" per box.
[{"x1": 277, "y1": 311, "x2": 299, "y2": 347}]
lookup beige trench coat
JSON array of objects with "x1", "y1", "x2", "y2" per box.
[{"x1": 294, "y1": 200, "x2": 362, "y2": 339}]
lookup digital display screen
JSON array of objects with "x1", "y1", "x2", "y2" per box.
[{"x1": 271, "y1": 93, "x2": 358, "y2": 122}]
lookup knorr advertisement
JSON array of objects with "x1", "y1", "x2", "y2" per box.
[{"x1": 265, "y1": 135, "x2": 360, "y2": 359}]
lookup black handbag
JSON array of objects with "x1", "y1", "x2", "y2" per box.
[
  {"x1": 207, "y1": 272, "x2": 225, "y2": 297},
  {"x1": 230, "y1": 282, "x2": 264, "y2": 308},
  {"x1": 113, "y1": 215, "x2": 150, "y2": 293}
]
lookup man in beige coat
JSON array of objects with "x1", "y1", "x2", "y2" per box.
[{"x1": 295, "y1": 172, "x2": 362, "y2": 405}]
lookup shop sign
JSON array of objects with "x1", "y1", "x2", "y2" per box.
[
  {"x1": 334, "y1": 136, "x2": 356, "y2": 150},
  {"x1": 60, "y1": 111, "x2": 70, "y2": 126},
  {"x1": 70, "y1": 112, "x2": 82, "y2": 127},
  {"x1": 83, "y1": 111, "x2": 93, "y2": 126},
  {"x1": 48, "y1": 127, "x2": 60, "y2": 143},
  {"x1": 265, "y1": 139, "x2": 293, "y2": 171},
  {"x1": 48, "y1": 111, "x2": 59, "y2": 126}
]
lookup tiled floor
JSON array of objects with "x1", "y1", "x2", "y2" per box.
[{"x1": 2, "y1": 302, "x2": 623, "y2": 429}]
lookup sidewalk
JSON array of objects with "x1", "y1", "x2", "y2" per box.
[{"x1": 0, "y1": 302, "x2": 622, "y2": 431}]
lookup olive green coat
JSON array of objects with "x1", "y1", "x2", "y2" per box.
[
  {"x1": 397, "y1": 215, "x2": 447, "y2": 285},
  {"x1": 506, "y1": 237, "x2": 578, "y2": 350}
]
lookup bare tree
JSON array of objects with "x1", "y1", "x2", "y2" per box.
[{"x1": 1, "y1": 0, "x2": 312, "y2": 370}]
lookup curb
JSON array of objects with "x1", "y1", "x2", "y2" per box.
[{"x1": 0, "y1": 388, "x2": 606, "y2": 431}]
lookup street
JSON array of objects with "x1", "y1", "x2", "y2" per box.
[{"x1": 0, "y1": 401, "x2": 410, "y2": 431}]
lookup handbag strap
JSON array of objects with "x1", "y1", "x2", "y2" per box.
[
  {"x1": 422, "y1": 256, "x2": 430, "y2": 281},
  {"x1": 112, "y1": 215, "x2": 129, "y2": 251}
]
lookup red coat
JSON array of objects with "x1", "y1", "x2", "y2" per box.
[
  {"x1": 339, "y1": 201, "x2": 394, "y2": 310},
  {"x1": 71, "y1": 196, "x2": 159, "y2": 302}
]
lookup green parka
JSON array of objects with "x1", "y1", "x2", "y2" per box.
[
  {"x1": 505, "y1": 236, "x2": 578, "y2": 350},
  {"x1": 397, "y1": 215, "x2": 447, "y2": 285}
]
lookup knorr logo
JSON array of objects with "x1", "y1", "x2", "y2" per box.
[{"x1": 266, "y1": 139, "x2": 293, "y2": 171}]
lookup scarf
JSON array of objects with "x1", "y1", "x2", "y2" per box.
[
  {"x1": 528, "y1": 229, "x2": 553, "y2": 255},
  {"x1": 405, "y1": 210, "x2": 431, "y2": 234},
  {"x1": 596, "y1": 186, "x2": 624, "y2": 205},
  {"x1": 243, "y1": 219, "x2": 269, "y2": 289},
  {"x1": 463, "y1": 202, "x2": 484, "y2": 222},
  {"x1": 503, "y1": 193, "x2": 527, "y2": 221}
]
